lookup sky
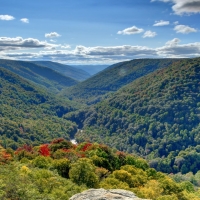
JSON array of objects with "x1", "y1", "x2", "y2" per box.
[{"x1": 0, "y1": 0, "x2": 200, "y2": 65}]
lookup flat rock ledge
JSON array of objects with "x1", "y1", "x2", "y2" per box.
[{"x1": 70, "y1": 188, "x2": 149, "y2": 200}]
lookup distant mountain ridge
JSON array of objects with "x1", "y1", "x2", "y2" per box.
[
  {"x1": 0, "y1": 59, "x2": 78, "y2": 93},
  {"x1": 33, "y1": 61, "x2": 91, "y2": 81},
  {"x1": 61, "y1": 58, "x2": 181, "y2": 104}
]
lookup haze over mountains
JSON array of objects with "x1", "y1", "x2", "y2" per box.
[
  {"x1": 72, "y1": 65, "x2": 108, "y2": 75},
  {"x1": 33, "y1": 61, "x2": 91, "y2": 81},
  {"x1": 0, "y1": 59, "x2": 81, "y2": 93}
]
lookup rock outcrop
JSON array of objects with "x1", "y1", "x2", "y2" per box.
[{"x1": 70, "y1": 188, "x2": 149, "y2": 200}]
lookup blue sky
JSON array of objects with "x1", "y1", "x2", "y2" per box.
[{"x1": 0, "y1": 0, "x2": 200, "y2": 64}]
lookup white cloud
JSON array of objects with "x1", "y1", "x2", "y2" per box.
[
  {"x1": 0, "y1": 15, "x2": 15, "y2": 20},
  {"x1": 157, "y1": 39, "x2": 200, "y2": 57},
  {"x1": 151, "y1": 0, "x2": 200, "y2": 15},
  {"x1": 172, "y1": 0, "x2": 200, "y2": 15},
  {"x1": 165, "y1": 38, "x2": 181, "y2": 46},
  {"x1": 143, "y1": 31, "x2": 157, "y2": 38},
  {"x1": 20, "y1": 18, "x2": 29, "y2": 23},
  {"x1": 0, "y1": 37, "x2": 57, "y2": 51},
  {"x1": 153, "y1": 20, "x2": 170, "y2": 26},
  {"x1": 45, "y1": 32, "x2": 61, "y2": 38},
  {"x1": 174, "y1": 25, "x2": 197, "y2": 34},
  {"x1": 117, "y1": 26, "x2": 144, "y2": 35}
]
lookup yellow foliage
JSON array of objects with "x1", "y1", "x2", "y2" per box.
[
  {"x1": 182, "y1": 190, "x2": 200, "y2": 200},
  {"x1": 121, "y1": 165, "x2": 147, "y2": 185},
  {"x1": 95, "y1": 167, "x2": 109, "y2": 180},
  {"x1": 100, "y1": 177, "x2": 130, "y2": 190},
  {"x1": 136, "y1": 180, "x2": 163, "y2": 199},
  {"x1": 156, "y1": 194, "x2": 178, "y2": 200},
  {"x1": 112, "y1": 169, "x2": 136, "y2": 187},
  {"x1": 20, "y1": 165, "x2": 30, "y2": 174}
]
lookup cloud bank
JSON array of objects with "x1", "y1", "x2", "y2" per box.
[{"x1": 1, "y1": 36, "x2": 200, "y2": 64}]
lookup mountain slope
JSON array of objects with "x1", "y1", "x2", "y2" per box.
[
  {"x1": 64, "y1": 57, "x2": 200, "y2": 172},
  {"x1": 0, "y1": 67, "x2": 78, "y2": 149},
  {"x1": 0, "y1": 59, "x2": 78, "y2": 93},
  {"x1": 33, "y1": 61, "x2": 91, "y2": 81},
  {"x1": 61, "y1": 59, "x2": 180, "y2": 104}
]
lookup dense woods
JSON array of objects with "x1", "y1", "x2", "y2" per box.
[
  {"x1": 0, "y1": 67, "x2": 78, "y2": 148},
  {"x1": 0, "y1": 139, "x2": 199, "y2": 200},
  {"x1": 61, "y1": 59, "x2": 180, "y2": 104},
  {"x1": 64, "y1": 57, "x2": 200, "y2": 174}
]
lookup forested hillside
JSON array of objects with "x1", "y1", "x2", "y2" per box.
[
  {"x1": 0, "y1": 59, "x2": 78, "y2": 93},
  {"x1": 64, "y1": 57, "x2": 200, "y2": 174},
  {"x1": 33, "y1": 61, "x2": 91, "y2": 81},
  {"x1": 0, "y1": 67, "x2": 78, "y2": 149},
  {"x1": 61, "y1": 59, "x2": 180, "y2": 104},
  {"x1": 0, "y1": 139, "x2": 199, "y2": 200}
]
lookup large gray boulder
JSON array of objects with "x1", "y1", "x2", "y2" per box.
[{"x1": 70, "y1": 188, "x2": 150, "y2": 200}]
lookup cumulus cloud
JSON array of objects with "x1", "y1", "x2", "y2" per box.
[
  {"x1": 45, "y1": 32, "x2": 61, "y2": 38},
  {"x1": 143, "y1": 31, "x2": 157, "y2": 38},
  {"x1": 0, "y1": 15, "x2": 15, "y2": 20},
  {"x1": 0, "y1": 37, "x2": 57, "y2": 51},
  {"x1": 174, "y1": 25, "x2": 197, "y2": 34},
  {"x1": 153, "y1": 20, "x2": 170, "y2": 26},
  {"x1": 117, "y1": 26, "x2": 144, "y2": 35},
  {"x1": 165, "y1": 38, "x2": 181, "y2": 46},
  {"x1": 172, "y1": 0, "x2": 200, "y2": 15},
  {"x1": 157, "y1": 39, "x2": 200, "y2": 57},
  {"x1": 151, "y1": 0, "x2": 200, "y2": 15},
  {"x1": 20, "y1": 18, "x2": 29, "y2": 23}
]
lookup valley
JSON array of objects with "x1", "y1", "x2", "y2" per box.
[{"x1": 1, "y1": 57, "x2": 200, "y2": 199}]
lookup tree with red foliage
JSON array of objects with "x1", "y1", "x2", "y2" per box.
[
  {"x1": 0, "y1": 145, "x2": 12, "y2": 164},
  {"x1": 49, "y1": 138, "x2": 73, "y2": 152},
  {"x1": 81, "y1": 143, "x2": 92, "y2": 152},
  {"x1": 39, "y1": 144, "x2": 50, "y2": 157},
  {"x1": 15, "y1": 144, "x2": 33, "y2": 154}
]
